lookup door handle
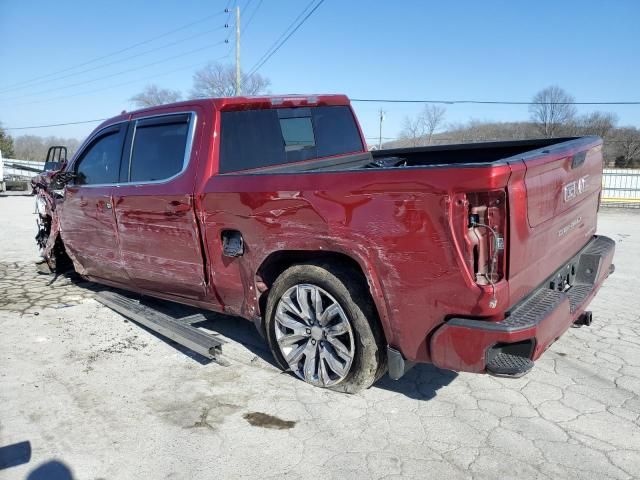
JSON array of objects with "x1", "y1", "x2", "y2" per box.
[{"x1": 105, "y1": 202, "x2": 112, "y2": 209}]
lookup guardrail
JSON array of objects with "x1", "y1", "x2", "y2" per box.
[
  {"x1": 602, "y1": 168, "x2": 640, "y2": 208},
  {"x1": 2, "y1": 159, "x2": 45, "y2": 178},
  {"x1": 0, "y1": 158, "x2": 44, "y2": 191}
]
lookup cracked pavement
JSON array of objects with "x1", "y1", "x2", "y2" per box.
[{"x1": 1, "y1": 194, "x2": 639, "y2": 479}]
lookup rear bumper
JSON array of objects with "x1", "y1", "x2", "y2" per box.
[{"x1": 428, "y1": 235, "x2": 615, "y2": 374}]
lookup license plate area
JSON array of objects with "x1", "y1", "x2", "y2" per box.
[{"x1": 549, "y1": 260, "x2": 578, "y2": 292}]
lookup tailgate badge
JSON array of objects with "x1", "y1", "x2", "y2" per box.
[{"x1": 564, "y1": 175, "x2": 589, "y2": 202}]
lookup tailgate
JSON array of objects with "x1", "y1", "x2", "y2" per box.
[{"x1": 507, "y1": 137, "x2": 603, "y2": 304}]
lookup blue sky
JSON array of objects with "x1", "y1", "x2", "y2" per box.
[{"x1": 1, "y1": 0, "x2": 639, "y2": 143}]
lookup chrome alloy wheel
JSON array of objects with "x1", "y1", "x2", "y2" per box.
[{"x1": 274, "y1": 284, "x2": 355, "y2": 387}]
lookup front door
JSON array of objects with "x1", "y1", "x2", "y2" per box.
[
  {"x1": 60, "y1": 123, "x2": 128, "y2": 283},
  {"x1": 112, "y1": 109, "x2": 207, "y2": 299}
]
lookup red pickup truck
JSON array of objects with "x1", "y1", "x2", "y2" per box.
[{"x1": 35, "y1": 94, "x2": 615, "y2": 393}]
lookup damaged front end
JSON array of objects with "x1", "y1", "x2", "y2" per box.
[{"x1": 32, "y1": 171, "x2": 74, "y2": 272}]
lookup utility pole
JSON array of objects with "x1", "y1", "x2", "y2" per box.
[
  {"x1": 235, "y1": 5, "x2": 241, "y2": 96},
  {"x1": 378, "y1": 109, "x2": 385, "y2": 150}
]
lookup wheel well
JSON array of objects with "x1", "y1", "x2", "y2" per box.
[
  {"x1": 257, "y1": 250, "x2": 366, "y2": 289},
  {"x1": 50, "y1": 232, "x2": 73, "y2": 273},
  {"x1": 255, "y1": 250, "x2": 381, "y2": 332}
]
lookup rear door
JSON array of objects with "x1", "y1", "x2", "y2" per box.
[
  {"x1": 61, "y1": 123, "x2": 129, "y2": 282},
  {"x1": 112, "y1": 109, "x2": 207, "y2": 299}
]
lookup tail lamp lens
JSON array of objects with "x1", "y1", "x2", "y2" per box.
[{"x1": 463, "y1": 190, "x2": 507, "y2": 285}]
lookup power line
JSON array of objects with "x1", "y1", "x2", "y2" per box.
[
  {"x1": 352, "y1": 98, "x2": 640, "y2": 106},
  {"x1": 247, "y1": 0, "x2": 324, "y2": 76},
  {"x1": 0, "y1": 26, "x2": 226, "y2": 95},
  {"x1": 3, "y1": 52, "x2": 232, "y2": 109},
  {"x1": 224, "y1": 0, "x2": 235, "y2": 39},
  {"x1": 0, "y1": 41, "x2": 228, "y2": 102},
  {"x1": 242, "y1": 0, "x2": 254, "y2": 13},
  {"x1": 5, "y1": 119, "x2": 109, "y2": 131},
  {"x1": 0, "y1": 11, "x2": 227, "y2": 92},
  {"x1": 246, "y1": 0, "x2": 316, "y2": 77},
  {"x1": 246, "y1": 0, "x2": 324, "y2": 77},
  {"x1": 243, "y1": 0, "x2": 264, "y2": 32}
]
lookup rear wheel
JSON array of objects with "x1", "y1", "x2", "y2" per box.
[{"x1": 265, "y1": 262, "x2": 385, "y2": 393}]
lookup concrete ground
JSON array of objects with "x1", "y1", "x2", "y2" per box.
[{"x1": 1, "y1": 193, "x2": 639, "y2": 480}]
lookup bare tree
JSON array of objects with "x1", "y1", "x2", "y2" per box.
[
  {"x1": 400, "y1": 116, "x2": 426, "y2": 146},
  {"x1": 13, "y1": 135, "x2": 81, "y2": 161},
  {"x1": 611, "y1": 127, "x2": 640, "y2": 168},
  {"x1": 398, "y1": 105, "x2": 446, "y2": 146},
  {"x1": 422, "y1": 105, "x2": 446, "y2": 144},
  {"x1": 190, "y1": 62, "x2": 270, "y2": 98},
  {"x1": 529, "y1": 86, "x2": 577, "y2": 137},
  {"x1": 391, "y1": 114, "x2": 636, "y2": 167},
  {"x1": 12, "y1": 135, "x2": 44, "y2": 160},
  {"x1": 130, "y1": 84, "x2": 182, "y2": 108},
  {"x1": 578, "y1": 111, "x2": 618, "y2": 139}
]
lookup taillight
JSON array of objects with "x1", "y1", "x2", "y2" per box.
[
  {"x1": 449, "y1": 190, "x2": 507, "y2": 308},
  {"x1": 466, "y1": 190, "x2": 507, "y2": 285}
]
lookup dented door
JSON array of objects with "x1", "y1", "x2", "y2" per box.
[
  {"x1": 112, "y1": 109, "x2": 207, "y2": 299},
  {"x1": 60, "y1": 122, "x2": 128, "y2": 282},
  {"x1": 62, "y1": 185, "x2": 128, "y2": 282}
]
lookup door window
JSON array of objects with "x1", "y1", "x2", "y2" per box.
[
  {"x1": 74, "y1": 129, "x2": 124, "y2": 185},
  {"x1": 128, "y1": 114, "x2": 192, "y2": 183}
]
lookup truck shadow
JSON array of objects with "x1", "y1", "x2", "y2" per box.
[
  {"x1": 62, "y1": 274, "x2": 458, "y2": 399},
  {"x1": 373, "y1": 365, "x2": 458, "y2": 400},
  {"x1": 97, "y1": 288, "x2": 279, "y2": 369},
  {"x1": 124, "y1": 294, "x2": 459, "y2": 400}
]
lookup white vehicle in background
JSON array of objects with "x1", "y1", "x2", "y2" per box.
[
  {"x1": 0, "y1": 149, "x2": 5, "y2": 192},
  {"x1": 0, "y1": 146, "x2": 67, "y2": 192}
]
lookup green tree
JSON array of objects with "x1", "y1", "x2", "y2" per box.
[{"x1": 0, "y1": 123, "x2": 15, "y2": 158}]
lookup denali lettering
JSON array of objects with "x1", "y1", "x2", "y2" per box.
[{"x1": 558, "y1": 216, "x2": 583, "y2": 237}]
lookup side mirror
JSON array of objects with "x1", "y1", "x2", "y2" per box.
[{"x1": 50, "y1": 171, "x2": 76, "y2": 190}]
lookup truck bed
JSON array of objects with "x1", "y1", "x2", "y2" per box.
[
  {"x1": 370, "y1": 137, "x2": 578, "y2": 167},
  {"x1": 244, "y1": 137, "x2": 583, "y2": 174}
]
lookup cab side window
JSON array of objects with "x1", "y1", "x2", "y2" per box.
[
  {"x1": 74, "y1": 127, "x2": 125, "y2": 185},
  {"x1": 219, "y1": 106, "x2": 364, "y2": 173},
  {"x1": 127, "y1": 113, "x2": 192, "y2": 183}
]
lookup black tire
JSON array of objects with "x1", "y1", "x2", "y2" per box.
[{"x1": 264, "y1": 261, "x2": 386, "y2": 393}]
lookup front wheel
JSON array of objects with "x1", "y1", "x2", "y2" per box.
[{"x1": 264, "y1": 262, "x2": 385, "y2": 393}]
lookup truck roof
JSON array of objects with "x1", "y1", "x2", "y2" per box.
[
  {"x1": 124, "y1": 94, "x2": 349, "y2": 117},
  {"x1": 95, "y1": 94, "x2": 351, "y2": 133}
]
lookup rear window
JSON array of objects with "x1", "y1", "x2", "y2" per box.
[
  {"x1": 280, "y1": 117, "x2": 315, "y2": 152},
  {"x1": 219, "y1": 105, "x2": 363, "y2": 173}
]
